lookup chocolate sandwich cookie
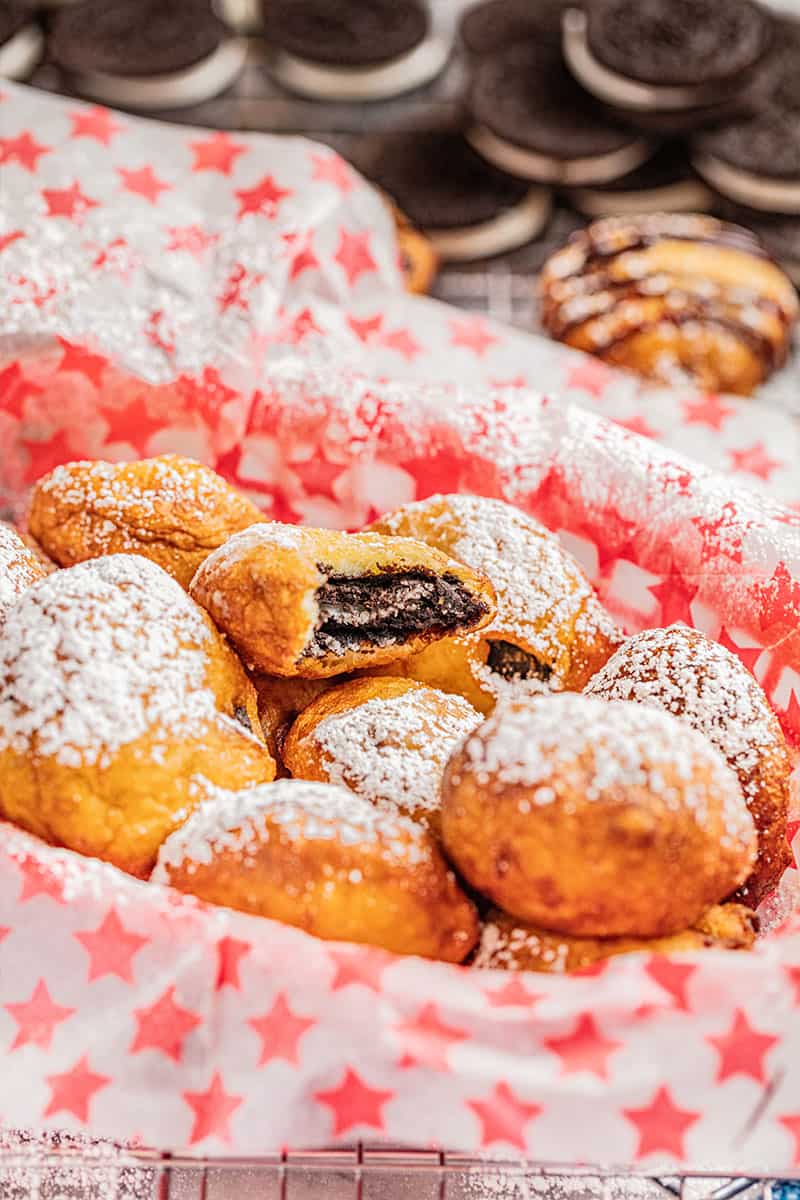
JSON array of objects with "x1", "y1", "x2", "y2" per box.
[
  {"x1": 459, "y1": 0, "x2": 569, "y2": 60},
  {"x1": 262, "y1": 0, "x2": 449, "y2": 102},
  {"x1": 49, "y1": 0, "x2": 246, "y2": 110},
  {"x1": 566, "y1": 143, "x2": 713, "y2": 218},
  {"x1": 715, "y1": 203, "x2": 800, "y2": 286},
  {"x1": 538, "y1": 213, "x2": 799, "y2": 396},
  {"x1": 365, "y1": 131, "x2": 551, "y2": 262},
  {"x1": 468, "y1": 42, "x2": 655, "y2": 187},
  {"x1": 0, "y1": 4, "x2": 43, "y2": 80},
  {"x1": 563, "y1": 0, "x2": 773, "y2": 132},
  {"x1": 216, "y1": 0, "x2": 262, "y2": 33}
]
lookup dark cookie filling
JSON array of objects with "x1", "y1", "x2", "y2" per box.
[
  {"x1": 232, "y1": 705, "x2": 253, "y2": 733},
  {"x1": 305, "y1": 570, "x2": 488, "y2": 659},
  {"x1": 487, "y1": 640, "x2": 553, "y2": 684}
]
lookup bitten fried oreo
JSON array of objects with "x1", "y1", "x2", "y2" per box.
[
  {"x1": 371, "y1": 495, "x2": 623, "y2": 714},
  {"x1": 585, "y1": 624, "x2": 792, "y2": 906},
  {"x1": 262, "y1": 0, "x2": 449, "y2": 101},
  {"x1": 29, "y1": 455, "x2": 264, "y2": 590},
  {"x1": 0, "y1": 3, "x2": 43, "y2": 80},
  {"x1": 475, "y1": 903, "x2": 758, "y2": 973},
  {"x1": 368, "y1": 133, "x2": 551, "y2": 263},
  {"x1": 49, "y1": 0, "x2": 246, "y2": 109},
  {"x1": 566, "y1": 143, "x2": 713, "y2": 218},
  {"x1": 153, "y1": 778, "x2": 480, "y2": 962},
  {"x1": 468, "y1": 43, "x2": 654, "y2": 186},
  {"x1": 0, "y1": 523, "x2": 46, "y2": 630},
  {"x1": 442, "y1": 693, "x2": 756, "y2": 937},
  {"x1": 539, "y1": 213, "x2": 799, "y2": 396},
  {"x1": 190, "y1": 522, "x2": 495, "y2": 678}
]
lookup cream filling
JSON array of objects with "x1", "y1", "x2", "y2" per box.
[
  {"x1": 427, "y1": 188, "x2": 552, "y2": 261},
  {"x1": 270, "y1": 35, "x2": 449, "y2": 101},
  {"x1": 0, "y1": 24, "x2": 44, "y2": 80},
  {"x1": 566, "y1": 177, "x2": 713, "y2": 217},
  {"x1": 467, "y1": 122, "x2": 653, "y2": 186},
  {"x1": 692, "y1": 152, "x2": 800, "y2": 215},
  {"x1": 72, "y1": 37, "x2": 247, "y2": 110},
  {"x1": 217, "y1": 0, "x2": 263, "y2": 32},
  {"x1": 562, "y1": 8, "x2": 740, "y2": 113}
]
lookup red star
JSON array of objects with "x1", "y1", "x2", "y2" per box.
[
  {"x1": 21, "y1": 428, "x2": 77, "y2": 484},
  {"x1": 176, "y1": 366, "x2": 240, "y2": 430},
  {"x1": 380, "y1": 327, "x2": 423, "y2": 361},
  {"x1": 70, "y1": 106, "x2": 123, "y2": 145},
  {"x1": 315, "y1": 1069, "x2": 393, "y2": 1136},
  {"x1": 728, "y1": 441, "x2": 782, "y2": 482},
  {"x1": 449, "y1": 316, "x2": 499, "y2": 358},
  {"x1": 248, "y1": 992, "x2": 315, "y2": 1066},
  {"x1": 623, "y1": 1087, "x2": 700, "y2": 1160},
  {"x1": 335, "y1": 229, "x2": 378, "y2": 287},
  {"x1": 682, "y1": 392, "x2": 734, "y2": 432},
  {"x1": 707, "y1": 1009, "x2": 778, "y2": 1083},
  {"x1": 103, "y1": 392, "x2": 168, "y2": 455},
  {"x1": 184, "y1": 1071, "x2": 243, "y2": 1145},
  {"x1": 57, "y1": 338, "x2": 107, "y2": 388},
  {"x1": 756, "y1": 562, "x2": 800, "y2": 635},
  {"x1": 467, "y1": 1082, "x2": 541, "y2": 1152},
  {"x1": 717, "y1": 627, "x2": 761, "y2": 674},
  {"x1": 281, "y1": 231, "x2": 319, "y2": 280},
  {"x1": 275, "y1": 306, "x2": 323, "y2": 344},
  {"x1": 216, "y1": 936, "x2": 250, "y2": 990},
  {"x1": 544, "y1": 1013, "x2": 622, "y2": 1080},
  {"x1": 42, "y1": 182, "x2": 99, "y2": 223},
  {"x1": 0, "y1": 230, "x2": 23, "y2": 254},
  {"x1": 235, "y1": 174, "x2": 293, "y2": 220},
  {"x1": 0, "y1": 362, "x2": 43, "y2": 420},
  {"x1": 616, "y1": 414, "x2": 657, "y2": 439},
  {"x1": 779, "y1": 1114, "x2": 800, "y2": 1163},
  {"x1": 565, "y1": 357, "x2": 612, "y2": 399},
  {"x1": 217, "y1": 262, "x2": 265, "y2": 314},
  {"x1": 347, "y1": 313, "x2": 383, "y2": 342},
  {"x1": 118, "y1": 166, "x2": 172, "y2": 205},
  {"x1": 647, "y1": 572, "x2": 698, "y2": 626},
  {"x1": 0, "y1": 131, "x2": 51, "y2": 172},
  {"x1": 310, "y1": 151, "x2": 353, "y2": 193},
  {"x1": 165, "y1": 224, "x2": 219, "y2": 259},
  {"x1": 17, "y1": 857, "x2": 65, "y2": 904},
  {"x1": 485, "y1": 978, "x2": 540, "y2": 1008},
  {"x1": 44, "y1": 1055, "x2": 110, "y2": 1124},
  {"x1": 646, "y1": 958, "x2": 696, "y2": 1012},
  {"x1": 74, "y1": 908, "x2": 148, "y2": 984},
  {"x1": 189, "y1": 131, "x2": 247, "y2": 175},
  {"x1": 393, "y1": 1003, "x2": 468, "y2": 1071},
  {"x1": 5, "y1": 980, "x2": 75, "y2": 1051},
  {"x1": 130, "y1": 986, "x2": 202, "y2": 1062},
  {"x1": 328, "y1": 947, "x2": 387, "y2": 992}
]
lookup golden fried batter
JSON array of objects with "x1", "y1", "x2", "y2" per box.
[
  {"x1": 153, "y1": 778, "x2": 480, "y2": 962},
  {"x1": 252, "y1": 673, "x2": 337, "y2": 772},
  {"x1": 28, "y1": 454, "x2": 264, "y2": 588},
  {"x1": 0, "y1": 522, "x2": 47, "y2": 629},
  {"x1": 190, "y1": 522, "x2": 495, "y2": 678}
]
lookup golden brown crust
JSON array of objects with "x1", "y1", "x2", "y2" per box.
[
  {"x1": 585, "y1": 623, "x2": 792, "y2": 906},
  {"x1": 6, "y1": 522, "x2": 58, "y2": 575},
  {"x1": 283, "y1": 677, "x2": 482, "y2": 834},
  {"x1": 370, "y1": 494, "x2": 623, "y2": 713},
  {"x1": 190, "y1": 522, "x2": 496, "y2": 678},
  {"x1": 153, "y1": 779, "x2": 480, "y2": 962},
  {"x1": 475, "y1": 903, "x2": 758, "y2": 972},
  {"x1": 253, "y1": 673, "x2": 338, "y2": 772},
  {"x1": 28, "y1": 455, "x2": 264, "y2": 588},
  {"x1": 442, "y1": 693, "x2": 757, "y2": 937}
]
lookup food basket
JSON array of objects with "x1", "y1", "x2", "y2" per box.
[{"x1": 2, "y1": 81, "x2": 800, "y2": 1188}]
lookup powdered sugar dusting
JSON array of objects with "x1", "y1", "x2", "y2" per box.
[
  {"x1": 313, "y1": 690, "x2": 482, "y2": 815},
  {"x1": 0, "y1": 554, "x2": 221, "y2": 767},
  {"x1": 474, "y1": 919, "x2": 570, "y2": 973},
  {"x1": 0, "y1": 524, "x2": 43, "y2": 626},
  {"x1": 196, "y1": 520, "x2": 309, "y2": 578}
]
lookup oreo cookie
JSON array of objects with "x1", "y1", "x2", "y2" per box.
[
  {"x1": 467, "y1": 42, "x2": 655, "y2": 186},
  {"x1": 362, "y1": 131, "x2": 551, "y2": 261},
  {"x1": 563, "y1": 0, "x2": 773, "y2": 132},
  {"x1": 715, "y1": 201, "x2": 800, "y2": 285},
  {"x1": 0, "y1": 3, "x2": 43, "y2": 80},
  {"x1": 566, "y1": 143, "x2": 713, "y2": 217},
  {"x1": 459, "y1": 0, "x2": 569, "y2": 59},
  {"x1": 49, "y1": 0, "x2": 246, "y2": 109},
  {"x1": 263, "y1": 0, "x2": 448, "y2": 101}
]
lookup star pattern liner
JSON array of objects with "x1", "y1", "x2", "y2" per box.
[{"x1": 2, "y1": 81, "x2": 800, "y2": 1170}]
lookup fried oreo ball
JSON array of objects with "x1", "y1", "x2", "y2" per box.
[{"x1": 0, "y1": 522, "x2": 47, "y2": 630}]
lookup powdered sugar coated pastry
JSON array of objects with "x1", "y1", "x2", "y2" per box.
[
  {"x1": 442, "y1": 691, "x2": 756, "y2": 936},
  {"x1": 153, "y1": 777, "x2": 480, "y2": 961},
  {"x1": 0, "y1": 523, "x2": 46, "y2": 629},
  {"x1": 370, "y1": 493, "x2": 623, "y2": 712},
  {"x1": 0, "y1": 554, "x2": 274, "y2": 877},
  {"x1": 585, "y1": 622, "x2": 792, "y2": 905}
]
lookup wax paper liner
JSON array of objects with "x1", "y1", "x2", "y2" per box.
[{"x1": 3, "y1": 82, "x2": 800, "y2": 1171}]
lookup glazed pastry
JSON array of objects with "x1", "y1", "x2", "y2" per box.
[
  {"x1": 152, "y1": 778, "x2": 480, "y2": 962},
  {"x1": 538, "y1": 214, "x2": 798, "y2": 396},
  {"x1": 370, "y1": 494, "x2": 623, "y2": 714},
  {"x1": 585, "y1": 623, "x2": 792, "y2": 906},
  {"x1": 392, "y1": 207, "x2": 440, "y2": 294},
  {"x1": 0, "y1": 523, "x2": 46, "y2": 630},
  {"x1": 189, "y1": 522, "x2": 495, "y2": 679},
  {"x1": 475, "y1": 903, "x2": 758, "y2": 972},
  {"x1": 0, "y1": 555, "x2": 275, "y2": 878},
  {"x1": 253, "y1": 674, "x2": 336, "y2": 771},
  {"x1": 441, "y1": 693, "x2": 756, "y2": 937},
  {"x1": 28, "y1": 455, "x2": 264, "y2": 589},
  {"x1": 283, "y1": 677, "x2": 483, "y2": 833}
]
